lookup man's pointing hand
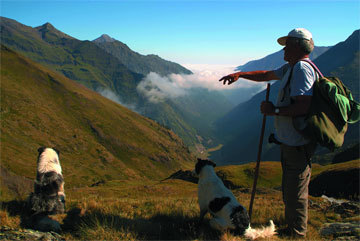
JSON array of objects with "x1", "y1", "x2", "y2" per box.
[{"x1": 219, "y1": 73, "x2": 239, "y2": 85}]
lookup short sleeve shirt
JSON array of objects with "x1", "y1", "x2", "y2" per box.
[{"x1": 273, "y1": 59, "x2": 317, "y2": 146}]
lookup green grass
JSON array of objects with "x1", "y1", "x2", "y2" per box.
[
  {"x1": 215, "y1": 161, "x2": 283, "y2": 189},
  {"x1": 2, "y1": 159, "x2": 359, "y2": 240},
  {"x1": 2, "y1": 177, "x2": 356, "y2": 240},
  {"x1": 311, "y1": 159, "x2": 360, "y2": 178}
]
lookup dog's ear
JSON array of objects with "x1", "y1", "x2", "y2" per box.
[
  {"x1": 207, "y1": 160, "x2": 216, "y2": 168},
  {"x1": 38, "y1": 147, "x2": 46, "y2": 154},
  {"x1": 53, "y1": 148, "x2": 60, "y2": 156},
  {"x1": 195, "y1": 159, "x2": 205, "y2": 175}
]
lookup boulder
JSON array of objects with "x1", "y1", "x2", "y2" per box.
[
  {"x1": 321, "y1": 222, "x2": 360, "y2": 239},
  {"x1": 0, "y1": 226, "x2": 63, "y2": 241},
  {"x1": 35, "y1": 216, "x2": 62, "y2": 233}
]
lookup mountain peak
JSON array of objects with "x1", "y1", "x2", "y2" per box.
[
  {"x1": 42, "y1": 22, "x2": 55, "y2": 29},
  {"x1": 93, "y1": 34, "x2": 116, "y2": 43}
]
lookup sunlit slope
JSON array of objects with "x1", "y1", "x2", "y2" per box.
[
  {"x1": 214, "y1": 159, "x2": 359, "y2": 199},
  {"x1": 0, "y1": 45, "x2": 195, "y2": 188}
]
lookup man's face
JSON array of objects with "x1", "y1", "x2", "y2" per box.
[{"x1": 283, "y1": 38, "x2": 299, "y2": 62}]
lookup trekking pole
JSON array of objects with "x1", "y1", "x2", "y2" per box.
[{"x1": 248, "y1": 83, "x2": 271, "y2": 221}]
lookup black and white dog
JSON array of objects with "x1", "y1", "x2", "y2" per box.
[
  {"x1": 27, "y1": 147, "x2": 65, "y2": 215},
  {"x1": 194, "y1": 159, "x2": 276, "y2": 239}
]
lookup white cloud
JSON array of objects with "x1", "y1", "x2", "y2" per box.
[
  {"x1": 97, "y1": 88, "x2": 138, "y2": 113},
  {"x1": 136, "y1": 72, "x2": 187, "y2": 103},
  {"x1": 137, "y1": 64, "x2": 266, "y2": 103}
]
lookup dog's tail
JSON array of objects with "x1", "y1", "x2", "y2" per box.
[{"x1": 244, "y1": 220, "x2": 276, "y2": 240}]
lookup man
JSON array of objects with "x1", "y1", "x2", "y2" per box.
[{"x1": 219, "y1": 28, "x2": 317, "y2": 238}]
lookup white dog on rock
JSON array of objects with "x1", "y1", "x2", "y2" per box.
[
  {"x1": 194, "y1": 158, "x2": 276, "y2": 240},
  {"x1": 27, "y1": 147, "x2": 65, "y2": 216}
]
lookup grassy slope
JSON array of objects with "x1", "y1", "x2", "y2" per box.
[
  {"x1": 215, "y1": 159, "x2": 359, "y2": 191},
  {"x1": 0, "y1": 45, "x2": 195, "y2": 194},
  {"x1": 1, "y1": 17, "x2": 209, "y2": 148}
]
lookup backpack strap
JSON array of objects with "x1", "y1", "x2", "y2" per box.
[
  {"x1": 281, "y1": 66, "x2": 294, "y2": 102},
  {"x1": 281, "y1": 59, "x2": 315, "y2": 102},
  {"x1": 300, "y1": 59, "x2": 324, "y2": 78}
]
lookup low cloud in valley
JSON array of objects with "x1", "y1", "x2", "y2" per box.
[{"x1": 137, "y1": 64, "x2": 266, "y2": 103}]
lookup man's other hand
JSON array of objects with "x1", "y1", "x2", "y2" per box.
[{"x1": 261, "y1": 101, "x2": 276, "y2": 116}]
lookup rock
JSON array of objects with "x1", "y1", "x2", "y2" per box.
[
  {"x1": 36, "y1": 216, "x2": 62, "y2": 233},
  {"x1": 162, "y1": 170, "x2": 198, "y2": 183},
  {"x1": 0, "y1": 226, "x2": 64, "y2": 240},
  {"x1": 90, "y1": 180, "x2": 106, "y2": 187},
  {"x1": 320, "y1": 222, "x2": 360, "y2": 239},
  {"x1": 321, "y1": 195, "x2": 360, "y2": 217}
]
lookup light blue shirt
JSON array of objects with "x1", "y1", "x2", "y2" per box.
[{"x1": 273, "y1": 59, "x2": 317, "y2": 146}]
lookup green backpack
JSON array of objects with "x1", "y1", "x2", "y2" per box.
[{"x1": 293, "y1": 60, "x2": 360, "y2": 151}]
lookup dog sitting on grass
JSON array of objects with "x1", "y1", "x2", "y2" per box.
[
  {"x1": 27, "y1": 147, "x2": 65, "y2": 216},
  {"x1": 194, "y1": 158, "x2": 276, "y2": 240}
]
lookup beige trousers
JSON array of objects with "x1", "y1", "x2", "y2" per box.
[{"x1": 280, "y1": 142, "x2": 316, "y2": 236}]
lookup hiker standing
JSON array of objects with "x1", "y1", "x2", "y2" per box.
[{"x1": 219, "y1": 28, "x2": 317, "y2": 238}]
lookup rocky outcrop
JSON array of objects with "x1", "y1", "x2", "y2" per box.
[
  {"x1": 310, "y1": 195, "x2": 360, "y2": 239},
  {"x1": 321, "y1": 222, "x2": 360, "y2": 240},
  {"x1": 162, "y1": 170, "x2": 198, "y2": 183},
  {"x1": 0, "y1": 226, "x2": 64, "y2": 241}
]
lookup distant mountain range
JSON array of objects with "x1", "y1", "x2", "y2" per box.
[
  {"x1": 0, "y1": 45, "x2": 195, "y2": 189},
  {"x1": 0, "y1": 17, "x2": 232, "y2": 148},
  {"x1": 93, "y1": 34, "x2": 192, "y2": 76},
  {"x1": 0, "y1": 17, "x2": 143, "y2": 102},
  {"x1": 212, "y1": 30, "x2": 360, "y2": 165},
  {"x1": 235, "y1": 46, "x2": 330, "y2": 71}
]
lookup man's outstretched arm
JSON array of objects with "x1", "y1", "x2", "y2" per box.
[{"x1": 219, "y1": 70, "x2": 279, "y2": 85}]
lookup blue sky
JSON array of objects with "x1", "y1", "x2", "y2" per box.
[{"x1": 1, "y1": 0, "x2": 359, "y2": 66}]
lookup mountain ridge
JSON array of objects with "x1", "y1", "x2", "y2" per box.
[
  {"x1": 1, "y1": 44, "x2": 195, "y2": 188},
  {"x1": 92, "y1": 35, "x2": 193, "y2": 76},
  {"x1": 235, "y1": 46, "x2": 330, "y2": 72}
]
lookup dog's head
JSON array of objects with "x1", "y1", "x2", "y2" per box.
[
  {"x1": 231, "y1": 205, "x2": 250, "y2": 234},
  {"x1": 38, "y1": 147, "x2": 60, "y2": 161},
  {"x1": 194, "y1": 158, "x2": 216, "y2": 175},
  {"x1": 37, "y1": 147, "x2": 62, "y2": 174}
]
